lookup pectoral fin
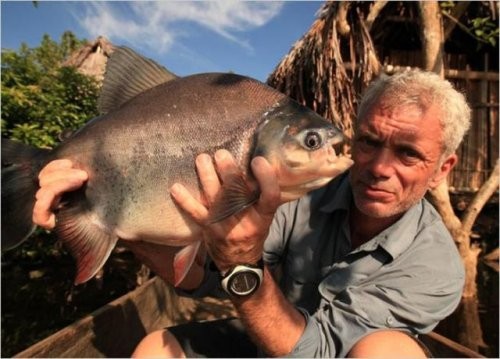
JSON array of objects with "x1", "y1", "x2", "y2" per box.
[{"x1": 208, "y1": 173, "x2": 260, "y2": 223}]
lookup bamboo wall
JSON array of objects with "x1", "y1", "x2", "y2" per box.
[
  {"x1": 384, "y1": 51, "x2": 499, "y2": 192},
  {"x1": 449, "y1": 70, "x2": 499, "y2": 192}
]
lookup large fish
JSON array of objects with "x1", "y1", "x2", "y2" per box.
[{"x1": 2, "y1": 47, "x2": 353, "y2": 286}]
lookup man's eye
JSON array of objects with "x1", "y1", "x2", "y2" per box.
[
  {"x1": 358, "y1": 137, "x2": 379, "y2": 147},
  {"x1": 399, "y1": 148, "x2": 423, "y2": 164},
  {"x1": 403, "y1": 150, "x2": 419, "y2": 158}
]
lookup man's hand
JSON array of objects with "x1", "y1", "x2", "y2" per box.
[
  {"x1": 33, "y1": 159, "x2": 89, "y2": 229},
  {"x1": 169, "y1": 149, "x2": 281, "y2": 272}
]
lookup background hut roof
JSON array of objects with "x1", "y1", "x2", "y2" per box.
[
  {"x1": 266, "y1": 2, "x2": 381, "y2": 140},
  {"x1": 62, "y1": 36, "x2": 115, "y2": 82}
]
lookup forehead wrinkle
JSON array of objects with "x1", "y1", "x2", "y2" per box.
[{"x1": 361, "y1": 117, "x2": 420, "y2": 142}]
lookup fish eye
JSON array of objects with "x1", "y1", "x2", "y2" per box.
[{"x1": 304, "y1": 131, "x2": 322, "y2": 150}]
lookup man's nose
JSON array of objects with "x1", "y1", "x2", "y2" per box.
[{"x1": 366, "y1": 148, "x2": 394, "y2": 180}]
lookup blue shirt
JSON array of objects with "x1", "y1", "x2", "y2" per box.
[
  {"x1": 187, "y1": 173, "x2": 465, "y2": 357},
  {"x1": 264, "y1": 173, "x2": 465, "y2": 357}
]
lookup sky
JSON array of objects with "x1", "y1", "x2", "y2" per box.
[{"x1": 1, "y1": 1, "x2": 325, "y2": 82}]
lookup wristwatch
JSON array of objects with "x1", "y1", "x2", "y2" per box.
[{"x1": 221, "y1": 259, "x2": 264, "y2": 297}]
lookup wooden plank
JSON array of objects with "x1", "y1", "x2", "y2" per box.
[
  {"x1": 382, "y1": 64, "x2": 499, "y2": 81},
  {"x1": 14, "y1": 276, "x2": 484, "y2": 358},
  {"x1": 445, "y1": 69, "x2": 499, "y2": 81},
  {"x1": 421, "y1": 331, "x2": 485, "y2": 358},
  {"x1": 14, "y1": 277, "x2": 235, "y2": 358}
]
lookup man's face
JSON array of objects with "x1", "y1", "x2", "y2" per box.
[{"x1": 350, "y1": 102, "x2": 456, "y2": 219}]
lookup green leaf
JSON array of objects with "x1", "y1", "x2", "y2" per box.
[{"x1": 1, "y1": 32, "x2": 99, "y2": 148}]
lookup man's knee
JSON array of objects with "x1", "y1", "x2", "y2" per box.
[
  {"x1": 348, "y1": 330, "x2": 428, "y2": 358},
  {"x1": 132, "y1": 329, "x2": 185, "y2": 358}
]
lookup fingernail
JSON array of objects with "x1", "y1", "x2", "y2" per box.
[
  {"x1": 170, "y1": 183, "x2": 181, "y2": 194},
  {"x1": 251, "y1": 156, "x2": 267, "y2": 169},
  {"x1": 215, "y1": 149, "x2": 230, "y2": 161},
  {"x1": 197, "y1": 153, "x2": 211, "y2": 165}
]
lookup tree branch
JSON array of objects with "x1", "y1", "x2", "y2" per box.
[
  {"x1": 461, "y1": 159, "x2": 500, "y2": 232},
  {"x1": 365, "y1": 1, "x2": 388, "y2": 31},
  {"x1": 441, "y1": 10, "x2": 490, "y2": 44},
  {"x1": 426, "y1": 182, "x2": 463, "y2": 239},
  {"x1": 443, "y1": 1, "x2": 470, "y2": 40}
]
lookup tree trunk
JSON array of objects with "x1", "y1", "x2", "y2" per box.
[
  {"x1": 418, "y1": 1, "x2": 445, "y2": 76},
  {"x1": 416, "y1": 1, "x2": 500, "y2": 353},
  {"x1": 457, "y1": 298, "x2": 488, "y2": 352}
]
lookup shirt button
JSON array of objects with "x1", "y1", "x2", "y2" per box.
[{"x1": 386, "y1": 316, "x2": 394, "y2": 326}]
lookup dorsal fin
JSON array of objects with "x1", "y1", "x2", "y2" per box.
[{"x1": 98, "y1": 46, "x2": 178, "y2": 115}]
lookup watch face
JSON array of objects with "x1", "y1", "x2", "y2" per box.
[{"x1": 228, "y1": 271, "x2": 260, "y2": 296}]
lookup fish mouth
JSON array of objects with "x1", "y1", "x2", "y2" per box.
[
  {"x1": 327, "y1": 128, "x2": 349, "y2": 157},
  {"x1": 327, "y1": 132, "x2": 351, "y2": 164}
]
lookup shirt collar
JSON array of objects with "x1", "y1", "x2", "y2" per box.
[
  {"x1": 367, "y1": 200, "x2": 423, "y2": 260},
  {"x1": 319, "y1": 172, "x2": 424, "y2": 260},
  {"x1": 319, "y1": 172, "x2": 352, "y2": 213}
]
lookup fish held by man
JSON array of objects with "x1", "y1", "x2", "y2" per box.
[{"x1": 1, "y1": 47, "x2": 353, "y2": 286}]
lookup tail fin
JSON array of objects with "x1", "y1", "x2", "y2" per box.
[{"x1": 1, "y1": 139, "x2": 49, "y2": 250}]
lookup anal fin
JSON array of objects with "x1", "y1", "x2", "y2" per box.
[
  {"x1": 173, "y1": 242, "x2": 201, "y2": 287},
  {"x1": 55, "y1": 202, "x2": 118, "y2": 285}
]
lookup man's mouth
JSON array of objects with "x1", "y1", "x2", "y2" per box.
[{"x1": 358, "y1": 182, "x2": 395, "y2": 200}]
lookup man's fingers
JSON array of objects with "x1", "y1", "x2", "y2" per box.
[
  {"x1": 33, "y1": 186, "x2": 60, "y2": 229},
  {"x1": 195, "y1": 154, "x2": 220, "y2": 206},
  {"x1": 251, "y1": 156, "x2": 281, "y2": 217},
  {"x1": 170, "y1": 183, "x2": 209, "y2": 224},
  {"x1": 38, "y1": 159, "x2": 73, "y2": 178},
  {"x1": 214, "y1": 149, "x2": 241, "y2": 184},
  {"x1": 39, "y1": 168, "x2": 88, "y2": 188},
  {"x1": 33, "y1": 175, "x2": 88, "y2": 229}
]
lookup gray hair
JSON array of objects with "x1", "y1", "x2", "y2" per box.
[{"x1": 356, "y1": 69, "x2": 471, "y2": 157}]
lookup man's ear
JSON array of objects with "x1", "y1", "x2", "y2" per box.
[{"x1": 429, "y1": 154, "x2": 458, "y2": 189}]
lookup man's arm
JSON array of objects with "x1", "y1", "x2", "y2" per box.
[
  {"x1": 170, "y1": 150, "x2": 306, "y2": 356},
  {"x1": 234, "y1": 267, "x2": 306, "y2": 356}
]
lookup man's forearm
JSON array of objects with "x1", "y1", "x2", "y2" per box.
[{"x1": 232, "y1": 267, "x2": 306, "y2": 357}]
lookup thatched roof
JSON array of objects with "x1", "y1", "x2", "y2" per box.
[
  {"x1": 266, "y1": 2, "x2": 381, "y2": 141},
  {"x1": 62, "y1": 36, "x2": 115, "y2": 82}
]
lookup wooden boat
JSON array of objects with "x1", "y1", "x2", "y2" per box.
[{"x1": 14, "y1": 277, "x2": 484, "y2": 358}]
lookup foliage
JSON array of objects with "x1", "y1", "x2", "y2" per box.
[
  {"x1": 1, "y1": 31, "x2": 99, "y2": 148},
  {"x1": 440, "y1": 1, "x2": 499, "y2": 48},
  {"x1": 469, "y1": 16, "x2": 499, "y2": 47},
  {"x1": 0, "y1": 32, "x2": 107, "y2": 355}
]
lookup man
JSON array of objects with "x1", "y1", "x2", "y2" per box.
[{"x1": 33, "y1": 69, "x2": 470, "y2": 357}]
